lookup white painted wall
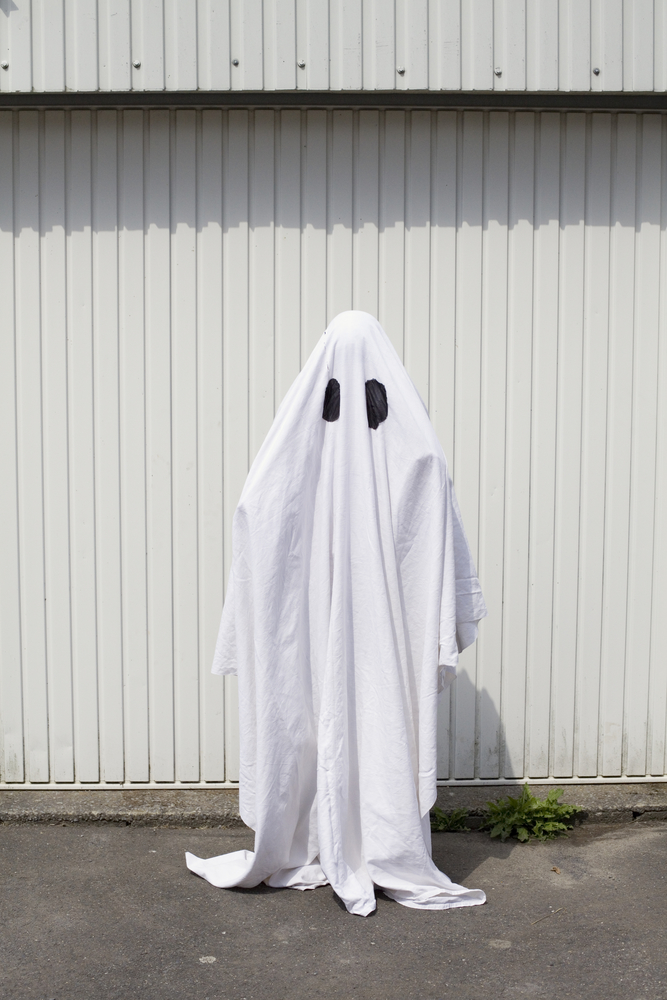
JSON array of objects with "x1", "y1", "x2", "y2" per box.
[
  {"x1": 2, "y1": 0, "x2": 667, "y2": 93},
  {"x1": 1, "y1": 108, "x2": 666, "y2": 787}
]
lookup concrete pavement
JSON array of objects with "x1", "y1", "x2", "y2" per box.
[{"x1": 2, "y1": 818, "x2": 666, "y2": 999}]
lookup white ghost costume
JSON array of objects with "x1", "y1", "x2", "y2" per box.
[{"x1": 186, "y1": 311, "x2": 487, "y2": 916}]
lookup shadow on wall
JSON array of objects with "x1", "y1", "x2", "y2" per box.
[
  {"x1": 434, "y1": 667, "x2": 542, "y2": 884},
  {"x1": 2, "y1": 108, "x2": 664, "y2": 236},
  {"x1": 438, "y1": 662, "x2": 524, "y2": 785}
]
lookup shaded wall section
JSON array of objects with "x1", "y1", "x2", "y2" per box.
[{"x1": 0, "y1": 107, "x2": 666, "y2": 786}]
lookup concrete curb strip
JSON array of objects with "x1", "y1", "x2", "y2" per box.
[
  {"x1": 0, "y1": 790, "x2": 244, "y2": 827},
  {"x1": 1, "y1": 783, "x2": 666, "y2": 827},
  {"x1": 434, "y1": 782, "x2": 667, "y2": 827}
]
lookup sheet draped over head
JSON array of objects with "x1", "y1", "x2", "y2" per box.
[{"x1": 186, "y1": 311, "x2": 488, "y2": 915}]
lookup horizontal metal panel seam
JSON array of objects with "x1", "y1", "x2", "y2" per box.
[{"x1": 2, "y1": 91, "x2": 667, "y2": 111}]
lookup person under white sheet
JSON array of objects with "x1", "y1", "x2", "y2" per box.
[{"x1": 186, "y1": 311, "x2": 487, "y2": 916}]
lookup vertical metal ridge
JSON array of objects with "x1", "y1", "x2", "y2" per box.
[
  {"x1": 1, "y1": 108, "x2": 666, "y2": 787},
  {"x1": 1, "y1": 2, "x2": 667, "y2": 95}
]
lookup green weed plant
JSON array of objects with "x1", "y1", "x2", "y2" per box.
[
  {"x1": 481, "y1": 783, "x2": 582, "y2": 842},
  {"x1": 430, "y1": 806, "x2": 470, "y2": 832}
]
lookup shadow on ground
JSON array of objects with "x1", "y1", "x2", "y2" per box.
[{"x1": 1, "y1": 821, "x2": 666, "y2": 1000}]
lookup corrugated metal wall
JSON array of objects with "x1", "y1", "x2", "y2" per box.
[
  {"x1": 3, "y1": 0, "x2": 667, "y2": 94},
  {"x1": 1, "y1": 108, "x2": 666, "y2": 787}
]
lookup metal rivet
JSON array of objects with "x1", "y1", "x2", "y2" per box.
[
  {"x1": 297, "y1": 59, "x2": 306, "y2": 69},
  {"x1": 1, "y1": 61, "x2": 8, "y2": 70},
  {"x1": 397, "y1": 66, "x2": 405, "y2": 75},
  {"x1": 494, "y1": 67, "x2": 502, "y2": 76},
  {"x1": 132, "y1": 60, "x2": 141, "y2": 68},
  {"x1": 593, "y1": 67, "x2": 600, "y2": 75},
  {"x1": 232, "y1": 58, "x2": 239, "y2": 66}
]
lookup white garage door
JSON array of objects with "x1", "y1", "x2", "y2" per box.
[{"x1": 1, "y1": 107, "x2": 665, "y2": 787}]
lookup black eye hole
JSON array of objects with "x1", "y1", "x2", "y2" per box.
[
  {"x1": 322, "y1": 378, "x2": 340, "y2": 421},
  {"x1": 366, "y1": 379, "x2": 388, "y2": 429}
]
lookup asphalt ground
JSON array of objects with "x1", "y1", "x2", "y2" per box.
[{"x1": 1, "y1": 820, "x2": 666, "y2": 1000}]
